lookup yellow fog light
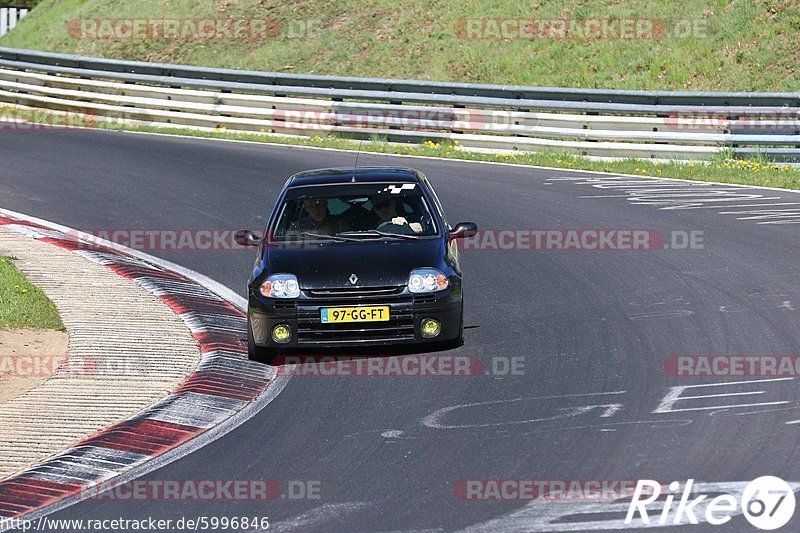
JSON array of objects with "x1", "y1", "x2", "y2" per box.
[
  {"x1": 421, "y1": 318, "x2": 441, "y2": 338},
  {"x1": 271, "y1": 324, "x2": 292, "y2": 344}
]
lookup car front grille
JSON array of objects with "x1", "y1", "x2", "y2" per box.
[
  {"x1": 296, "y1": 285, "x2": 415, "y2": 344},
  {"x1": 412, "y1": 294, "x2": 437, "y2": 305},
  {"x1": 306, "y1": 285, "x2": 403, "y2": 298},
  {"x1": 271, "y1": 300, "x2": 297, "y2": 311}
]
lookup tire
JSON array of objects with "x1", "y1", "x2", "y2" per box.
[{"x1": 247, "y1": 315, "x2": 278, "y2": 363}]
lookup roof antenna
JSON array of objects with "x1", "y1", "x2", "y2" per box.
[{"x1": 352, "y1": 139, "x2": 363, "y2": 182}]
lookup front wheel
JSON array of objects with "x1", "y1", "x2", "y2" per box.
[{"x1": 247, "y1": 315, "x2": 278, "y2": 363}]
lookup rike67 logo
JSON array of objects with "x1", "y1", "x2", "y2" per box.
[{"x1": 626, "y1": 477, "x2": 796, "y2": 530}]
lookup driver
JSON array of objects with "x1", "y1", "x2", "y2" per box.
[
  {"x1": 290, "y1": 198, "x2": 349, "y2": 236},
  {"x1": 370, "y1": 195, "x2": 423, "y2": 234}
]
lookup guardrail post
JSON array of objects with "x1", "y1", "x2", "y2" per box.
[{"x1": 0, "y1": 9, "x2": 6, "y2": 37}]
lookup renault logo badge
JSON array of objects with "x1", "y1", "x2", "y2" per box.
[{"x1": 349, "y1": 274, "x2": 358, "y2": 285}]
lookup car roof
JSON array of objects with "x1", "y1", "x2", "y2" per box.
[{"x1": 286, "y1": 167, "x2": 424, "y2": 187}]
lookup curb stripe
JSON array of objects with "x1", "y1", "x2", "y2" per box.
[
  {"x1": 159, "y1": 294, "x2": 243, "y2": 316},
  {"x1": 176, "y1": 371, "x2": 268, "y2": 402},
  {"x1": 0, "y1": 478, "x2": 83, "y2": 517},
  {"x1": 76, "y1": 419, "x2": 204, "y2": 456},
  {"x1": 0, "y1": 214, "x2": 274, "y2": 523}
]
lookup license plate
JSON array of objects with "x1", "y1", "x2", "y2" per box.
[{"x1": 321, "y1": 306, "x2": 390, "y2": 323}]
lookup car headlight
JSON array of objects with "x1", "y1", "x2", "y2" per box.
[
  {"x1": 260, "y1": 274, "x2": 300, "y2": 298},
  {"x1": 408, "y1": 269, "x2": 449, "y2": 293}
]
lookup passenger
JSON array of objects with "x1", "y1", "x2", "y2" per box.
[{"x1": 290, "y1": 198, "x2": 349, "y2": 236}]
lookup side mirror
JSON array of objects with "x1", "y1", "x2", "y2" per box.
[
  {"x1": 234, "y1": 229, "x2": 262, "y2": 247},
  {"x1": 449, "y1": 222, "x2": 478, "y2": 239}
]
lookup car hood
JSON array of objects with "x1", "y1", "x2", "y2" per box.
[{"x1": 264, "y1": 238, "x2": 444, "y2": 289}]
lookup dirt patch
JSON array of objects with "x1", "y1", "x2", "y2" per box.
[{"x1": 0, "y1": 329, "x2": 69, "y2": 404}]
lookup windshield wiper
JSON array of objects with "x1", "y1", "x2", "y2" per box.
[
  {"x1": 339, "y1": 230, "x2": 421, "y2": 240},
  {"x1": 300, "y1": 232, "x2": 361, "y2": 242}
]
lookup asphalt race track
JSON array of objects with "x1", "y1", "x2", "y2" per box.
[{"x1": 2, "y1": 128, "x2": 800, "y2": 532}]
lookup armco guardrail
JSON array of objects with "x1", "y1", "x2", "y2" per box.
[{"x1": 0, "y1": 47, "x2": 799, "y2": 161}]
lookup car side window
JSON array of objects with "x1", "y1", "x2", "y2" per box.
[{"x1": 275, "y1": 200, "x2": 307, "y2": 235}]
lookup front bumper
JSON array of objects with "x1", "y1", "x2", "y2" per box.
[{"x1": 249, "y1": 284, "x2": 462, "y2": 348}]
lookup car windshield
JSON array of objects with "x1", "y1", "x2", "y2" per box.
[{"x1": 271, "y1": 183, "x2": 439, "y2": 241}]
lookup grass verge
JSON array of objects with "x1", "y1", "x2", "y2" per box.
[{"x1": 0, "y1": 255, "x2": 65, "y2": 331}]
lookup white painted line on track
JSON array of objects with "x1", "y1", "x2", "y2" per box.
[
  {"x1": 549, "y1": 174, "x2": 800, "y2": 225},
  {"x1": 422, "y1": 391, "x2": 627, "y2": 430},
  {"x1": 652, "y1": 378, "x2": 794, "y2": 414}
]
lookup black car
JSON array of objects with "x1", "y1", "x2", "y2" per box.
[{"x1": 235, "y1": 167, "x2": 478, "y2": 360}]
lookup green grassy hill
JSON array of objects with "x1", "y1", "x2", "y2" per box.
[{"x1": 1, "y1": 0, "x2": 798, "y2": 91}]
